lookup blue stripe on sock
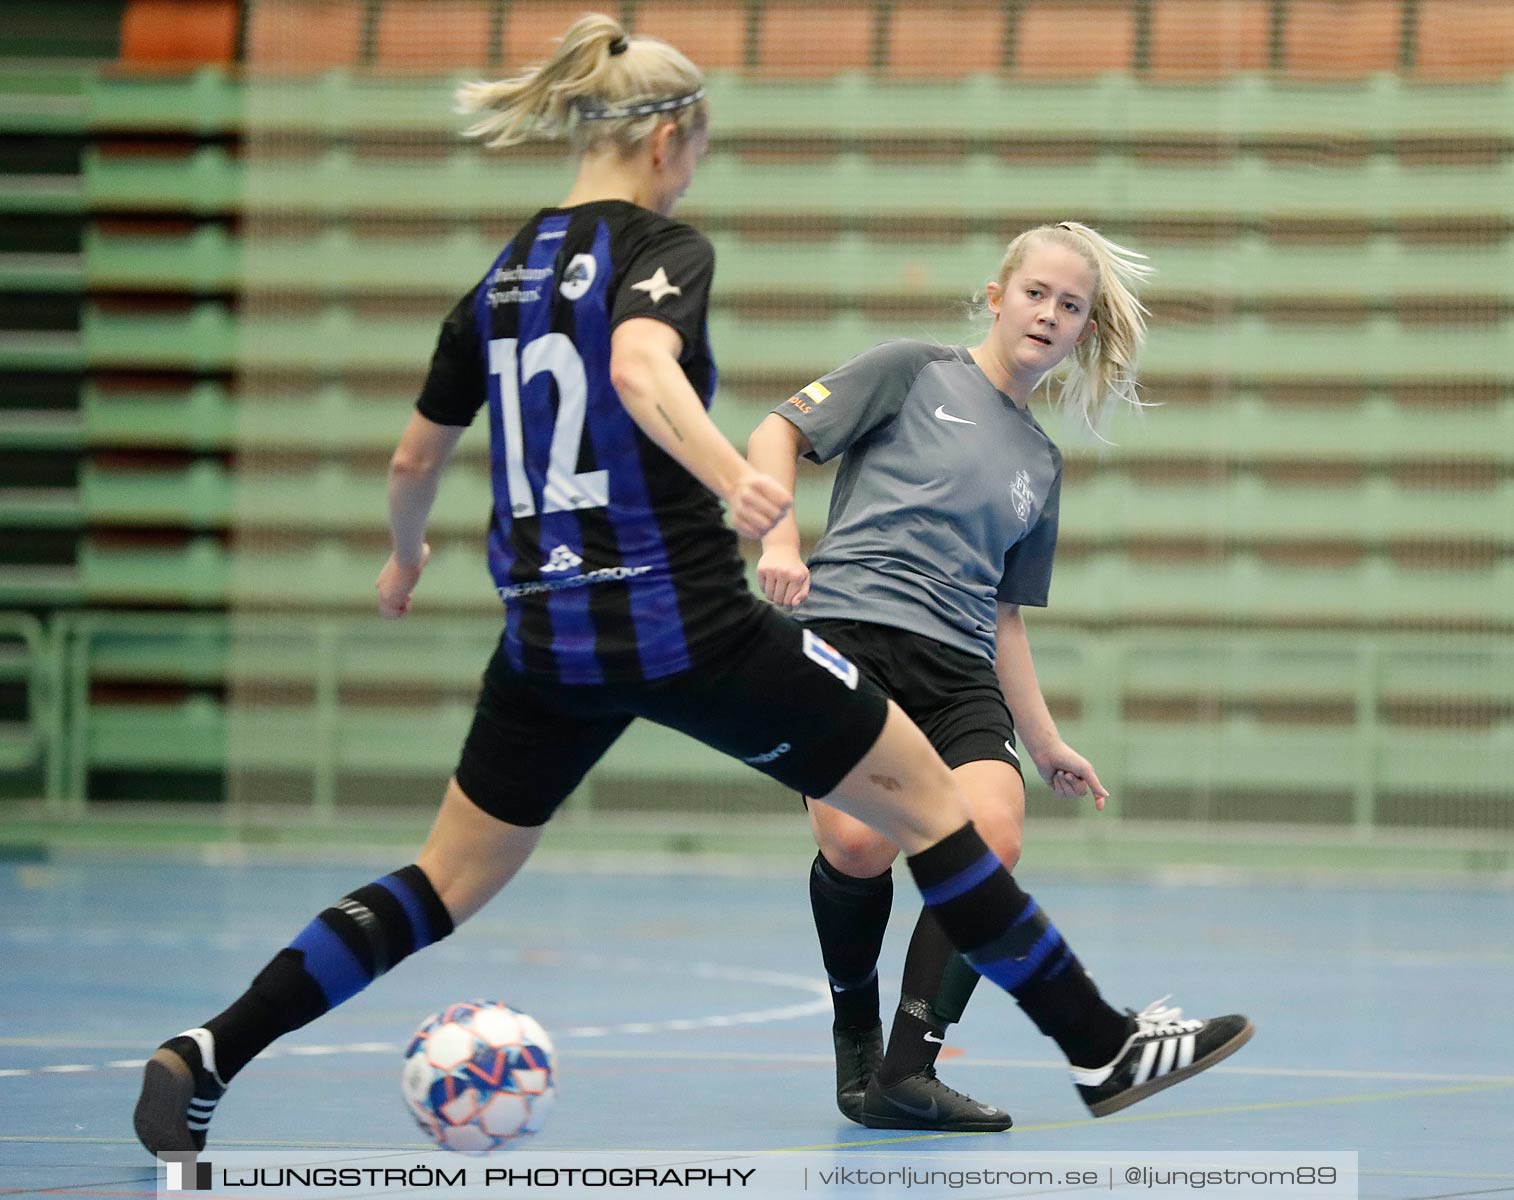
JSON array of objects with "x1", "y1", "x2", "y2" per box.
[
  {"x1": 919, "y1": 850, "x2": 1002, "y2": 906},
  {"x1": 289, "y1": 920, "x2": 370, "y2": 1008},
  {"x1": 967, "y1": 925, "x2": 1065, "y2": 992},
  {"x1": 376, "y1": 871, "x2": 438, "y2": 953},
  {"x1": 1043, "y1": 945, "x2": 1075, "y2": 978}
]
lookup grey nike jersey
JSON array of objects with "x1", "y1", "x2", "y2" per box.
[{"x1": 775, "y1": 339, "x2": 1062, "y2": 662}]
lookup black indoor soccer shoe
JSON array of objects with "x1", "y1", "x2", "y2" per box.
[
  {"x1": 133, "y1": 1028, "x2": 226, "y2": 1157},
  {"x1": 859, "y1": 1067, "x2": 1013, "y2": 1132},
  {"x1": 832, "y1": 1025, "x2": 883, "y2": 1123},
  {"x1": 1071, "y1": 997, "x2": 1254, "y2": 1118}
]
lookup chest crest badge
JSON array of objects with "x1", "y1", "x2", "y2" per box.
[{"x1": 1011, "y1": 469, "x2": 1036, "y2": 522}]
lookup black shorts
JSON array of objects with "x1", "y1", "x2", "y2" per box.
[
  {"x1": 455, "y1": 603, "x2": 891, "y2": 826},
  {"x1": 802, "y1": 618, "x2": 1021, "y2": 776}
]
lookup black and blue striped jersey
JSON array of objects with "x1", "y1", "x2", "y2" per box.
[{"x1": 415, "y1": 200, "x2": 751, "y2": 684}]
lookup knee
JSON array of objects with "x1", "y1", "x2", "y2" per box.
[
  {"x1": 989, "y1": 828, "x2": 1023, "y2": 874},
  {"x1": 976, "y1": 815, "x2": 1023, "y2": 874},
  {"x1": 818, "y1": 825, "x2": 898, "y2": 879}
]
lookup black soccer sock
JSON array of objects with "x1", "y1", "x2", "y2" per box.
[
  {"x1": 809, "y1": 852, "x2": 892, "y2": 1032},
  {"x1": 202, "y1": 864, "x2": 455, "y2": 1081},
  {"x1": 905, "y1": 823, "x2": 1131, "y2": 1069},
  {"x1": 878, "y1": 908, "x2": 983, "y2": 1084}
]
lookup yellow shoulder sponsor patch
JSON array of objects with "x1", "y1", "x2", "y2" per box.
[{"x1": 801, "y1": 381, "x2": 830, "y2": 404}]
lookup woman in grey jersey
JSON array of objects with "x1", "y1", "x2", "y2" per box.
[{"x1": 749, "y1": 222, "x2": 1155, "y2": 1130}]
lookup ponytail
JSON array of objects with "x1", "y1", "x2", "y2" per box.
[{"x1": 455, "y1": 13, "x2": 707, "y2": 155}]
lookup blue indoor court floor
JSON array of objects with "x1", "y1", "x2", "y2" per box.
[{"x1": 2, "y1": 854, "x2": 1513, "y2": 1199}]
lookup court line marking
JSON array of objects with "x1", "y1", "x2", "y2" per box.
[
  {"x1": 0, "y1": 956, "x2": 829, "y2": 1079},
  {"x1": 775, "y1": 1079, "x2": 1514, "y2": 1151},
  {"x1": 1388, "y1": 1188, "x2": 1514, "y2": 1200},
  {"x1": 6, "y1": 1042, "x2": 1514, "y2": 1087}
]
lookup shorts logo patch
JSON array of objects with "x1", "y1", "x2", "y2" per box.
[
  {"x1": 743, "y1": 741, "x2": 792, "y2": 765},
  {"x1": 1011, "y1": 469, "x2": 1036, "y2": 522},
  {"x1": 802, "y1": 628, "x2": 859, "y2": 690}
]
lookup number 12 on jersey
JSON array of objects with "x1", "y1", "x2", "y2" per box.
[{"x1": 489, "y1": 334, "x2": 610, "y2": 518}]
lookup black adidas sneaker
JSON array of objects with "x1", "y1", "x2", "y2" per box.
[
  {"x1": 1072, "y1": 997, "x2": 1254, "y2": 1118},
  {"x1": 833, "y1": 1025, "x2": 884, "y2": 1123},
  {"x1": 860, "y1": 1067, "x2": 1012, "y2": 1132},
  {"x1": 133, "y1": 1028, "x2": 226, "y2": 1157}
]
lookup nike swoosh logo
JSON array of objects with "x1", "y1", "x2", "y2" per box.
[
  {"x1": 885, "y1": 1095, "x2": 939, "y2": 1120},
  {"x1": 977, "y1": 1104, "x2": 1001, "y2": 1115},
  {"x1": 831, "y1": 984, "x2": 846, "y2": 993},
  {"x1": 933, "y1": 405, "x2": 976, "y2": 425},
  {"x1": 922, "y1": 1032, "x2": 945, "y2": 1044}
]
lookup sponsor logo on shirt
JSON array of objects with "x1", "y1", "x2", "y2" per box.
[
  {"x1": 630, "y1": 266, "x2": 682, "y2": 304},
  {"x1": 540, "y1": 544, "x2": 584, "y2": 574},
  {"x1": 486, "y1": 264, "x2": 552, "y2": 308},
  {"x1": 1011, "y1": 469, "x2": 1036, "y2": 522},
  {"x1": 559, "y1": 253, "x2": 597, "y2": 301},
  {"x1": 785, "y1": 380, "x2": 830, "y2": 415},
  {"x1": 496, "y1": 564, "x2": 653, "y2": 600}
]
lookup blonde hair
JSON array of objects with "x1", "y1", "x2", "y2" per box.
[
  {"x1": 455, "y1": 13, "x2": 707, "y2": 155},
  {"x1": 987, "y1": 221, "x2": 1153, "y2": 439}
]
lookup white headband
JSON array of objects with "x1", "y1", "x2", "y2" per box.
[{"x1": 577, "y1": 89, "x2": 706, "y2": 121}]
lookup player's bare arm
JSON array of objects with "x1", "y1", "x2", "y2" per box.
[
  {"x1": 378, "y1": 413, "x2": 467, "y2": 618},
  {"x1": 611, "y1": 318, "x2": 791, "y2": 539},
  {"x1": 994, "y1": 602, "x2": 1108, "y2": 807},
  {"x1": 748, "y1": 413, "x2": 813, "y2": 605}
]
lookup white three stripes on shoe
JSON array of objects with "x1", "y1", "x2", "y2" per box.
[
  {"x1": 1133, "y1": 1033, "x2": 1197, "y2": 1087},
  {"x1": 187, "y1": 1097, "x2": 219, "y2": 1132}
]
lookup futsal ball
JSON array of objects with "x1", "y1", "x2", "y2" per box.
[{"x1": 402, "y1": 1000, "x2": 556, "y2": 1151}]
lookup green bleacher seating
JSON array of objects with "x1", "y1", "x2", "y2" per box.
[
  {"x1": 0, "y1": 328, "x2": 83, "y2": 371},
  {"x1": 1062, "y1": 474, "x2": 1514, "y2": 547},
  {"x1": 1113, "y1": 630, "x2": 1514, "y2": 821},
  {"x1": 51, "y1": 611, "x2": 1513, "y2": 821},
  {"x1": 0, "y1": 612, "x2": 61, "y2": 798},
  {"x1": 73, "y1": 144, "x2": 1514, "y2": 225},
  {"x1": 6, "y1": 48, "x2": 1513, "y2": 822},
  {"x1": 55, "y1": 613, "x2": 757, "y2": 813},
  {"x1": 82, "y1": 222, "x2": 237, "y2": 292},
  {"x1": 68, "y1": 300, "x2": 1514, "y2": 385},
  {"x1": 0, "y1": 567, "x2": 83, "y2": 610},
  {"x1": 1103, "y1": 393, "x2": 1514, "y2": 466},
  {"x1": 65, "y1": 226, "x2": 1514, "y2": 309},
  {"x1": 0, "y1": 64, "x2": 93, "y2": 135},
  {"x1": 81, "y1": 381, "x2": 235, "y2": 449},
  {"x1": 57, "y1": 534, "x2": 1513, "y2": 629},
  {"x1": 9, "y1": 384, "x2": 1500, "y2": 468},
  {"x1": 79, "y1": 70, "x2": 1512, "y2": 144},
  {"x1": 82, "y1": 144, "x2": 239, "y2": 215},
  {"x1": 33, "y1": 456, "x2": 1509, "y2": 557},
  {"x1": 0, "y1": 250, "x2": 83, "y2": 291}
]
